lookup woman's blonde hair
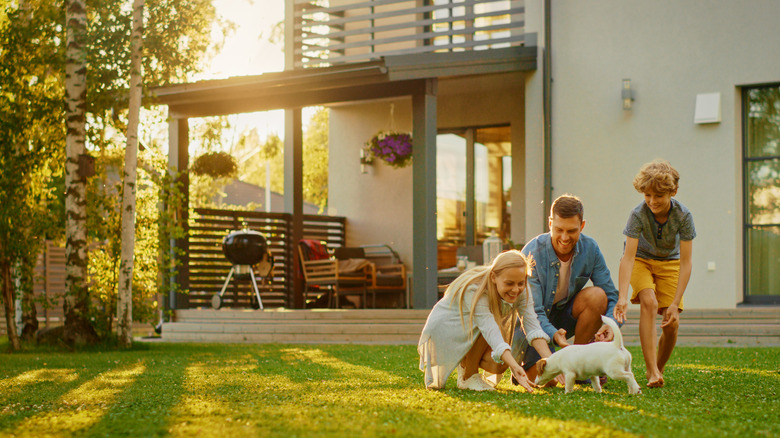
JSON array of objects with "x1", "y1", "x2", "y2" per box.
[
  {"x1": 443, "y1": 250, "x2": 533, "y2": 337},
  {"x1": 633, "y1": 159, "x2": 679, "y2": 195}
]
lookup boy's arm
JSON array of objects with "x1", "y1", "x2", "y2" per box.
[
  {"x1": 662, "y1": 239, "x2": 692, "y2": 327},
  {"x1": 616, "y1": 237, "x2": 639, "y2": 323}
]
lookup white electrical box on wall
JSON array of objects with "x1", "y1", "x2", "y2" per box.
[{"x1": 694, "y1": 92, "x2": 721, "y2": 124}]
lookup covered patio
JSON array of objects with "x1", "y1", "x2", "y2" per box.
[{"x1": 153, "y1": 47, "x2": 537, "y2": 311}]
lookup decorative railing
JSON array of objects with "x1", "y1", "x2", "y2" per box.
[{"x1": 292, "y1": 0, "x2": 526, "y2": 68}]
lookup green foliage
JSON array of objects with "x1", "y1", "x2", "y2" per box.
[
  {"x1": 0, "y1": 343, "x2": 778, "y2": 437},
  {"x1": 0, "y1": 0, "x2": 220, "y2": 342},
  {"x1": 303, "y1": 107, "x2": 329, "y2": 212},
  {"x1": 86, "y1": 145, "x2": 170, "y2": 335},
  {"x1": 239, "y1": 131, "x2": 285, "y2": 197},
  {"x1": 0, "y1": 1, "x2": 66, "y2": 327}
]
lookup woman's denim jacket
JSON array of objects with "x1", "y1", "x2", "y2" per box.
[{"x1": 521, "y1": 233, "x2": 619, "y2": 340}]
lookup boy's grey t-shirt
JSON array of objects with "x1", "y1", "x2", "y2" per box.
[{"x1": 623, "y1": 198, "x2": 696, "y2": 261}]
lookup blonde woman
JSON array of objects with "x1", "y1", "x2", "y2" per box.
[{"x1": 418, "y1": 250, "x2": 550, "y2": 392}]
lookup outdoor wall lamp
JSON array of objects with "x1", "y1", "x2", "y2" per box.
[
  {"x1": 622, "y1": 79, "x2": 635, "y2": 110},
  {"x1": 360, "y1": 147, "x2": 374, "y2": 174}
]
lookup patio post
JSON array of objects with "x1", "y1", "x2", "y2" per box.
[
  {"x1": 412, "y1": 78, "x2": 438, "y2": 309},
  {"x1": 167, "y1": 116, "x2": 190, "y2": 310},
  {"x1": 284, "y1": 108, "x2": 304, "y2": 308}
]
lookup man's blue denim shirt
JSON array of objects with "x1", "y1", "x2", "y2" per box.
[{"x1": 521, "y1": 233, "x2": 619, "y2": 340}]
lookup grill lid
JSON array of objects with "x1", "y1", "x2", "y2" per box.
[{"x1": 222, "y1": 229, "x2": 269, "y2": 266}]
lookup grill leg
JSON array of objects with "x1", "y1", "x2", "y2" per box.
[
  {"x1": 219, "y1": 267, "x2": 235, "y2": 297},
  {"x1": 249, "y1": 269, "x2": 263, "y2": 310}
]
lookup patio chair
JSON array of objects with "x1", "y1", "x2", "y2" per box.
[
  {"x1": 360, "y1": 244, "x2": 408, "y2": 308},
  {"x1": 298, "y1": 240, "x2": 369, "y2": 308}
]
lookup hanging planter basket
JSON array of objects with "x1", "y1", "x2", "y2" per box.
[{"x1": 365, "y1": 131, "x2": 413, "y2": 168}]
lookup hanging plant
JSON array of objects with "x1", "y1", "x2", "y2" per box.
[
  {"x1": 191, "y1": 151, "x2": 238, "y2": 178},
  {"x1": 365, "y1": 131, "x2": 413, "y2": 168}
]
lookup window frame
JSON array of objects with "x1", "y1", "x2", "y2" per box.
[{"x1": 741, "y1": 83, "x2": 780, "y2": 304}]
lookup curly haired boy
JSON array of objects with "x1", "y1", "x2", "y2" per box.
[{"x1": 613, "y1": 160, "x2": 696, "y2": 388}]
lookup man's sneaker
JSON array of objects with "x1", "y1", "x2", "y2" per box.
[{"x1": 457, "y1": 373, "x2": 496, "y2": 391}]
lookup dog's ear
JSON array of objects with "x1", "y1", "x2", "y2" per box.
[{"x1": 536, "y1": 358, "x2": 547, "y2": 375}]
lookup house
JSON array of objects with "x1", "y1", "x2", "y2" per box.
[{"x1": 153, "y1": 0, "x2": 780, "y2": 311}]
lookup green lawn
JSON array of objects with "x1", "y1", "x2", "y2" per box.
[{"x1": 0, "y1": 341, "x2": 778, "y2": 437}]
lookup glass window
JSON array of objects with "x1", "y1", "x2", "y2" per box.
[{"x1": 743, "y1": 84, "x2": 780, "y2": 303}]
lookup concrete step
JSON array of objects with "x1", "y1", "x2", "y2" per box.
[{"x1": 160, "y1": 307, "x2": 780, "y2": 346}]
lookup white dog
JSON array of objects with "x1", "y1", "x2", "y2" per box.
[{"x1": 534, "y1": 315, "x2": 642, "y2": 394}]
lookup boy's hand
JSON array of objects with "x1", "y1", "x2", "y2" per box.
[
  {"x1": 613, "y1": 298, "x2": 628, "y2": 323},
  {"x1": 661, "y1": 304, "x2": 680, "y2": 327},
  {"x1": 553, "y1": 328, "x2": 569, "y2": 348}
]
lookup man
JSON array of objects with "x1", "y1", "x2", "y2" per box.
[{"x1": 515, "y1": 194, "x2": 619, "y2": 383}]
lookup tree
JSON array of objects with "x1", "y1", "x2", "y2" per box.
[
  {"x1": 117, "y1": 0, "x2": 144, "y2": 348},
  {"x1": 63, "y1": 0, "x2": 100, "y2": 346}
]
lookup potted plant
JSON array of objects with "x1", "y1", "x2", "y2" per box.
[{"x1": 365, "y1": 131, "x2": 413, "y2": 168}]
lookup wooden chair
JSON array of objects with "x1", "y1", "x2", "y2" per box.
[
  {"x1": 298, "y1": 241, "x2": 369, "y2": 308},
  {"x1": 361, "y1": 244, "x2": 408, "y2": 308}
]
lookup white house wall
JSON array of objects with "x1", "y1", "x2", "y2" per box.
[
  {"x1": 328, "y1": 73, "x2": 527, "y2": 269},
  {"x1": 544, "y1": 0, "x2": 780, "y2": 308}
]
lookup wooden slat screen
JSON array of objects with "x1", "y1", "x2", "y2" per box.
[{"x1": 187, "y1": 208, "x2": 347, "y2": 309}]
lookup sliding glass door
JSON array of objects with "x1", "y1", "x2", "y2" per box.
[{"x1": 436, "y1": 126, "x2": 511, "y2": 268}]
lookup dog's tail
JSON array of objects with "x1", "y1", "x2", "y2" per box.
[{"x1": 601, "y1": 315, "x2": 624, "y2": 349}]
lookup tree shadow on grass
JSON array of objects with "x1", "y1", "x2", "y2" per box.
[{"x1": 0, "y1": 361, "x2": 105, "y2": 432}]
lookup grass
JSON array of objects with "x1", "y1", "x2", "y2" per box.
[{"x1": 0, "y1": 341, "x2": 778, "y2": 438}]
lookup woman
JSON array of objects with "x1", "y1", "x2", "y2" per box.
[{"x1": 418, "y1": 250, "x2": 550, "y2": 392}]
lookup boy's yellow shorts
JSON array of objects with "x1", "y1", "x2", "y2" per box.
[{"x1": 630, "y1": 257, "x2": 684, "y2": 314}]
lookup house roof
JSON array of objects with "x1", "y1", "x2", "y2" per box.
[{"x1": 152, "y1": 46, "x2": 536, "y2": 118}]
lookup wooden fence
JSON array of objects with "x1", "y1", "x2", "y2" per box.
[
  {"x1": 186, "y1": 208, "x2": 347, "y2": 309},
  {"x1": 0, "y1": 241, "x2": 66, "y2": 335}
]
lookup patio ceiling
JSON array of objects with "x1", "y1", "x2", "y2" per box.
[{"x1": 152, "y1": 46, "x2": 537, "y2": 118}]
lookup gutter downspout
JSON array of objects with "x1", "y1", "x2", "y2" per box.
[{"x1": 543, "y1": 0, "x2": 552, "y2": 230}]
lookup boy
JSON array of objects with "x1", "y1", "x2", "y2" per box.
[{"x1": 614, "y1": 160, "x2": 695, "y2": 388}]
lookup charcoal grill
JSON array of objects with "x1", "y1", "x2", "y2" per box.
[{"x1": 212, "y1": 229, "x2": 274, "y2": 310}]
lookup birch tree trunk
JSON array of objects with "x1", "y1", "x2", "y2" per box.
[
  {"x1": 63, "y1": 0, "x2": 98, "y2": 345},
  {"x1": 117, "y1": 0, "x2": 144, "y2": 348}
]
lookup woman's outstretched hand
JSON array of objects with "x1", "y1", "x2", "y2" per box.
[{"x1": 510, "y1": 366, "x2": 537, "y2": 393}]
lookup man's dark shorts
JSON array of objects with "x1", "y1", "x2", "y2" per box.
[{"x1": 519, "y1": 298, "x2": 579, "y2": 371}]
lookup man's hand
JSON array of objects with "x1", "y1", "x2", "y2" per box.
[
  {"x1": 613, "y1": 298, "x2": 628, "y2": 323},
  {"x1": 661, "y1": 304, "x2": 680, "y2": 328},
  {"x1": 553, "y1": 328, "x2": 569, "y2": 348},
  {"x1": 594, "y1": 324, "x2": 614, "y2": 342}
]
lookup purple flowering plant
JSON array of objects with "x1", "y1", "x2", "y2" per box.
[{"x1": 365, "y1": 131, "x2": 413, "y2": 168}]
